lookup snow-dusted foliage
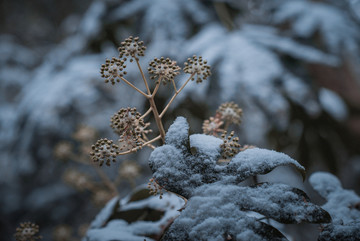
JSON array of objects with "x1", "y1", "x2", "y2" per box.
[
  {"x1": 109, "y1": 0, "x2": 210, "y2": 42},
  {"x1": 310, "y1": 172, "x2": 360, "y2": 241},
  {"x1": 273, "y1": 0, "x2": 360, "y2": 53},
  {"x1": 1, "y1": 0, "x2": 359, "y2": 240},
  {"x1": 85, "y1": 186, "x2": 184, "y2": 241},
  {"x1": 318, "y1": 88, "x2": 348, "y2": 121},
  {"x1": 149, "y1": 118, "x2": 330, "y2": 240},
  {"x1": 176, "y1": 23, "x2": 340, "y2": 144}
]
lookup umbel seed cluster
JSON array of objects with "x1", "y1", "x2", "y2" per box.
[
  {"x1": 14, "y1": 222, "x2": 42, "y2": 241},
  {"x1": 92, "y1": 36, "x2": 211, "y2": 167}
]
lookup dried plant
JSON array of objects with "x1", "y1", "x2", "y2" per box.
[
  {"x1": 202, "y1": 114, "x2": 224, "y2": 136},
  {"x1": 55, "y1": 125, "x2": 142, "y2": 206},
  {"x1": 217, "y1": 101, "x2": 243, "y2": 127},
  {"x1": 14, "y1": 222, "x2": 42, "y2": 241},
  {"x1": 220, "y1": 130, "x2": 241, "y2": 160},
  {"x1": 93, "y1": 36, "x2": 211, "y2": 167}
]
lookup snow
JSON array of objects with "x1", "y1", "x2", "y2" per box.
[
  {"x1": 273, "y1": 0, "x2": 360, "y2": 53},
  {"x1": 90, "y1": 197, "x2": 120, "y2": 229},
  {"x1": 309, "y1": 172, "x2": 360, "y2": 224},
  {"x1": 150, "y1": 118, "x2": 307, "y2": 198},
  {"x1": 173, "y1": 21, "x2": 341, "y2": 145},
  {"x1": 190, "y1": 134, "x2": 223, "y2": 159},
  {"x1": 227, "y1": 148, "x2": 306, "y2": 182},
  {"x1": 310, "y1": 172, "x2": 360, "y2": 240},
  {"x1": 165, "y1": 116, "x2": 190, "y2": 150},
  {"x1": 109, "y1": 0, "x2": 210, "y2": 42},
  {"x1": 149, "y1": 118, "x2": 330, "y2": 239},
  {"x1": 164, "y1": 181, "x2": 329, "y2": 240},
  {"x1": 318, "y1": 88, "x2": 348, "y2": 121},
  {"x1": 86, "y1": 186, "x2": 184, "y2": 241}
]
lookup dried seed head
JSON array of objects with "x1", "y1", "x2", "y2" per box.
[
  {"x1": 217, "y1": 102, "x2": 243, "y2": 125},
  {"x1": 147, "y1": 178, "x2": 164, "y2": 199},
  {"x1": 53, "y1": 225, "x2": 72, "y2": 241},
  {"x1": 14, "y1": 222, "x2": 42, "y2": 241},
  {"x1": 183, "y1": 55, "x2": 211, "y2": 83},
  {"x1": 54, "y1": 142, "x2": 73, "y2": 160},
  {"x1": 119, "y1": 160, "x2": 141, "y2": 180},
  {"x1": 202, "y1": 114, "x2": 224, "y2": 136},
  {"x1": 92, "y1": 189, "x2": 114, "y2": 206},
  {"x1": 110, "y1": 107, "x2": 152, "y2": 151},
  {"x1": 63, "y1": 169, "x2": 92, "y2": 191},
  {"x1": 100, "y1": 57, "x2": 127, "y2": 84},
  {"x1": 73, "y1": 125, "x2": 97, "y2": 143},
  {"x1": 118, "y1": 36, "x2": 146, "y2": 62},
  {"x1": 220, "y1": 131, "x2": 241, "y2": 160},
  {"x1": 148, "y1": 57, "x2": 181, "y2": 85},
  {"x1": 110, "y1": 107, "x2": 142, "y2": 135},
  {"x1": 90, "y1": 138, "x2": 119, "y2": 166}
]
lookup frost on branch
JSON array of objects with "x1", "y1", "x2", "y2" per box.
[
  {"x1": 310, "y1": 172, "x2": 360, "y2": 241},
  {"x1": 149, "y1": 117, "x2": 331, "y2": 240}
]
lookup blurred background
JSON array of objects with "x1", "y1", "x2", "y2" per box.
[{"x1": 1, "y1": 0, "x2": 360, "y2": 240}]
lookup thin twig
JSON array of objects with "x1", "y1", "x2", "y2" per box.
[
  {"x1": 120, "y1": 76, "x2": 149, "y2": 98},
  {"x1": 151, "y1": 81, "x2": 161, "y2": 97},
  {"x1": 148, "y1": 97, "x2": 166, "y2": 142},
  {"x1": 141, "y1": 107, "x2": 152, "y2": 119},
  {"x1": 171, "y1": 79, "x2": 178, "y2": 92},
  {"x1": 160, "y1": 73, "x2": 195, "y2": 118},
  {"x1": 135, "y1": 58, "x2": 151, "y2": 95},
  {"x1": 117, "y1": 135, "x2": 162, "y2": 155}
]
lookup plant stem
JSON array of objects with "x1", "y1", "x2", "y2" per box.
[
  {"x1": 171, "y1": 79, "x2": 178, "y2": 92},
  {"x1": 141, "y1": 107, "x2": 152, "y2": 119},
  {"x1": 118, "y1": 135, "x2": 162, "y2": 155},
  {"x1": 160, "y1": 73, "x2": 194, "y2": 118},
  {"x1": 136, "y1": 58, "x2": 151, "y2": 95},
  {"x1": 152, "y1": 81, "x2": 161, "y2": 97},
  {"x1": 148, "y1": 97, "x2": 166, "y2": 142},
  {"x1": 120, "y1": 76, "x2": 149, "y2": 98}
]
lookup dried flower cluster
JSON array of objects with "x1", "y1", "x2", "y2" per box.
[
  {"x1": 148, "y1": 178, "x2": 164, "y2": 199},
  {"x1": 118, "y1": 36, "x2": 146, "y2": 61},
  {"x1": 148, "y1": 57, "x2": 181, "y2": 85},
  {"x1": 184, "y1": 55, "x2": 211, "y2": 83},
  {"x1": 203, "y1": 102, "x2": 243, "y2": 137},
  {"x1": 119, "y1": 161, "x2": 141, "y2": 180},
  {"x1": 217, "y1": 101, "x2": 243, "y2": 125},
  {"x1": 100, "y1": 57, "x2": 127, "y2": 85},
  {"x1": 202, "y1": 113, "x2": 224, "y2": 136},
  {"x1": 90, "y1": 138, "x2": 119, "y2": 166},
  {"x1": 54, "y1": 141, "x2": 73, "y2": 160},
  {"x1": 63, "y1": 169, "x2": 92, "y2": 191},
  {"x1": 53, "y1": 225, "x2": 74, "y2": 241},
  {"x1": 220, "y1": 131, "x2": 241, "y2": 160},
  {"x1": 95, "y1": 36, "x2": 211, "y2": 167},
  {"x1": 14, "y1": 222, "x2": 42, "y2": 241},
  {"x1": 202, "y1": 102, "x2": 246, "y2": 161},
  {"x1": 110, "y1": 107, "x2": 152, "y2": 151},
  {"x1": 91, "y1": 189, "x2": 114, "y2": 206},
  {"x1": 73, "y1": 125, "x2": 97, "y2": 143}
]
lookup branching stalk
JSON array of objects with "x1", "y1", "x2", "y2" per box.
[
  {"x1": 135, "y1": 58, "x2": 151, "y2": 95},
  {"x1": 118, "y1": 135, "x2": 162, "y2": 155},
  {"x1": 141, "y1": 107, "x2": 152, "y2": 119},
  {"x1": 160, "y1": 73, "x2": 195, "y2": 118},
  {"x1": 120, "y1": 76, "x2": 149, "y2": 98},
  {"x1": 171, "y1": 79, "x2": 178, "y2": 92},
  {"x1": 151, "y1": 80, "x2": 161, "y2": 97}
]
